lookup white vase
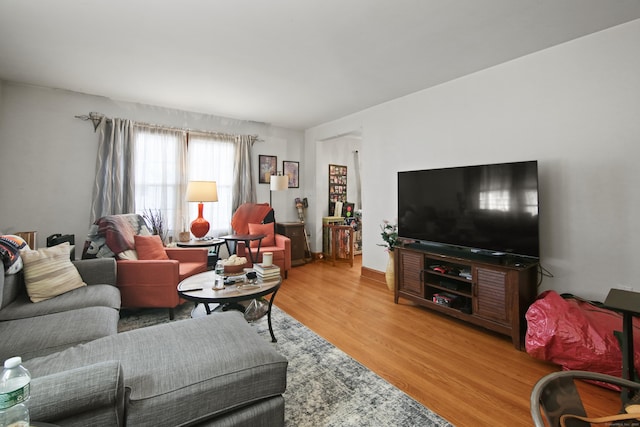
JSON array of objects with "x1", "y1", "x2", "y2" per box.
[{"x1": 385, "y1": 251, "x2": 395, "y2": 291}]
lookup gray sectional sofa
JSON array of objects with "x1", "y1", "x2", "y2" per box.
[{"x1": 0, "y1": 258, "x2": 288, "y2": 426}]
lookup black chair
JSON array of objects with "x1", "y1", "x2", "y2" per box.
[{"x1": 531, "y1": 370, "x2": 640, "y2": 427}]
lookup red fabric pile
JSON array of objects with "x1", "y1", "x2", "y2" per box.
[{"x1": 526, "y1": 290, "x2": 640, "y2": 385}]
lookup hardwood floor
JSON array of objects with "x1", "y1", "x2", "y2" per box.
[{"x1": 276, "y1": 256, "x2": 621, "y2": 426}]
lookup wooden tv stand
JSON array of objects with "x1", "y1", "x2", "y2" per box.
[{"x1": 394, "y1": 244, "x2": 538, "y2": 350}]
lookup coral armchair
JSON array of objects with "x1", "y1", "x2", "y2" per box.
[
  {"x1": 231, "y1": 203, "x2": 291, "y2": 279},
  {"x1": 116, "y1": 247, "x2": 207, "y2": 319},
  {"x1": 82, "y1": 214, "x2": 208, "y2": 319}
]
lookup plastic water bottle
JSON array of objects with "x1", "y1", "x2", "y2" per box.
[
  {"x1": 215, "y1": 259, "x2": 224, "y2": 276},
  {"x1": 0, "y1": 357, "x2": 31, "y2": 427},
  {"x1": 214, "y1": 259, "x2": 225, "y2": 290}
]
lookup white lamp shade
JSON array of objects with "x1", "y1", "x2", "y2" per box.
[
  {"x1": 270, "y1": 175, "x2": 289, "y2": 191},
  {"x1": 186, "y1": 181, "x2": 218, "y2": 202}
]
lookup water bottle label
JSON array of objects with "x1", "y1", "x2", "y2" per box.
[
  {"x1": 215, "y1": 262, "x2": 224, "y2": 275},
  {"x1": 0, "y1": 383, "x2": 29, "y2": 409}
]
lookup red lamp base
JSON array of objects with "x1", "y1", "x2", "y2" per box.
[{"x1": 190, "y1": 203, "x2": 210, "y2": 238}]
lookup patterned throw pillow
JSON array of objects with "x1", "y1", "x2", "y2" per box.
[
  {"x1": 0, "y1": 235, "x2": 28, "y2": 275},
  {"x1": 20, "y1": 242, "x2": 86, "y2": 303}
]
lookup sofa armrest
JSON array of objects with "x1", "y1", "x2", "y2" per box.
[
  {"x1": 30, "y1": 361, "x2": 124, "y2": 426},
  {"x1": 275, "y1": 234, "x2": 292, "y2": 272},
  {"x1": 237, "y1": 235, "x2": 290, "y2": 253},
  {"x1": 116, "y1": 259, "x2": 179, "y2": 285},
  {"x1": 72, "y1": 258, "x2": 117, "y2": 286},
  {"x1": 165, "y1": 247, "x2": 208, "y2": 264},
  {"x1": 237, "y1": 234, "x2": 292, "y2": 274},
  {"x1": 275, "y1": 233, "x2": 291, "y2": 250}
]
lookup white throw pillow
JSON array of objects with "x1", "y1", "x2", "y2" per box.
[{"x1": 20, "y1": 242, "x2": 86, "y2": 303}]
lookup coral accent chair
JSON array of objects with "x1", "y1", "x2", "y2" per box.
[
  {"x1": 231, "y1": 203, "x2": 291, "y2": 279},
  {"x1": 82, "y1": 214, "x2": 208, "y2": 318},
  {"x1": 116, "y1": 246, "x2": 207, "y2": 319}
]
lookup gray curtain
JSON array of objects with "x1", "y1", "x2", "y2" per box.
[
  {"x1": 232, "y1": 135, "x2": 256, "y2": 211},
  {"x1": 90, "y1": 117, "x2": 135, "y2": 222}
]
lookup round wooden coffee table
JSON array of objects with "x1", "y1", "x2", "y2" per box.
[{"x1": 177, "y1": 270, "x2": 281, "y2": 342}]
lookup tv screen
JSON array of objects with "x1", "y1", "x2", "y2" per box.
[{"x1": 397, "y1": 160, "x2": 539, "y2": 259}]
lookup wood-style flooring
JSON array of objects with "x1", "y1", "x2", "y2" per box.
[{"x1": 275, "y1": 256, "x2": 621, "y2": 426}]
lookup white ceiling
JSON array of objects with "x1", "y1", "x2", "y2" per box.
[{"x1": 1, "y1": 1, "x2": 640, "y2": 130}]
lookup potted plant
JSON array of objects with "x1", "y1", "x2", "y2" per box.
[{"x1": 142, "y1": 209, "x2": 168, "y2": 244}]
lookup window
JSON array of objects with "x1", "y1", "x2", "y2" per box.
[
  {"x1": 479, "y1": 190, "x2": 510, "y2": 212},
  {"x1": 133, "y1": 126, "x2": 187, "y2": 237},
  {"x1": 187, "y1": 133, "x2": 235, "y2": 236},
  {"x1": 133, "y1": 127, "x2": 236, "y2": 239}
]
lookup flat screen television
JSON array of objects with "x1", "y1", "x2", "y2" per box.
[{"x1": 397, "y1": 160, "x2": 539, "y2": 259}]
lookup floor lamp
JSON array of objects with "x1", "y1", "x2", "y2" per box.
[
  {"x1": 270, "y1": 174, "x2": 289, "y2": 206},
  {"x1": 186, "y1": 181, "x2": 218, "y2": 239}
]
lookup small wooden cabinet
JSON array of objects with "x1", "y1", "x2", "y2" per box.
[
  {"x1": 276, "y1": 222, "x2": 307, "y2": 266},
  {"x1": 322, "y1": 216, "x2": 344, "y2": 256},
  {"x1": 322, "y1": 224, "x2": 354, "y2": 267},
  {"x1": 394, "y1": 245, "x2": 538, "y2": 350}
]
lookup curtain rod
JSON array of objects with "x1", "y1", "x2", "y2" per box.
[{"x1": 74, "y1": 112, "x2": 263, "y2": 142}]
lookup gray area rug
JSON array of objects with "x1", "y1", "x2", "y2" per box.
[{"x1": 119, "y1": 304, "x2": 453, "y2": 427}]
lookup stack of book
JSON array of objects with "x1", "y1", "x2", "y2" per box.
[{"x1": 253, "y1": 263, "x2": 281, "y2": 280}]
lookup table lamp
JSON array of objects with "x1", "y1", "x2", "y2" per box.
[
  {"x1": 270, "y1": 173, "x2": 288, "y2": 206},
  {"x1": 186, "y1": 181, "x2": 218, "y2": 238}
]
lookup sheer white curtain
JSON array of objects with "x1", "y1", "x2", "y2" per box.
[
  {"x1": 187, "y1": 133, "x2": 235, "y2": 237},
  {"x1": 133, "y1": 125, "x2": 188, "y2": 239}
]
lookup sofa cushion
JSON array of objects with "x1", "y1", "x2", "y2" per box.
[
  {"x1": 0, "y1": 306, "x2": 119, "y2": 362},
  {"x1": 1, "y1": 271, "x2": 20, "y2": 310},
  {"x1": 20, "y1": 242, "x2": 87, "y2": 302},
  {"x1": 248, "y1": 223, "x2": 275, "y2": 247},
  {"x1": 25, "y1": 312, "x2": 288, "y2": 427},
  {"x1": 29, "y1": 361, "x2": 125, "y2": 427},
  {"x1": 134, "y1": 235, "x2": 169, "y2": 260},
  {"x1": 0, "y1": 284, "x2": 120, "y2": 321},
  {"x1": 72, "y1": 258, "x2": 117, "y2": 287}
]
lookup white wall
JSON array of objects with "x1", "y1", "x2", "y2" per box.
[
  {"x1": 0, "y1": 83, "x2": 304, "y2": 253},
  {"x1": 305, "y1": 19, "x2": 640, "y2": 301}
]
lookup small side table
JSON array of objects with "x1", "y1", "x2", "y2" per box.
[
  {"x1": 219, "y1": 234, "x2": 266, "y2": 265},
  {"x1": 604, "y1": 288, "x2": 640, "y2": 402},
  {"x1": 177, "y1": 238, "x2": 225, "y2": 268}
]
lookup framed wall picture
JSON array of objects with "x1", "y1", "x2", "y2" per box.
[
  {"x1": 283, "y1": 160, "x2": 299, "y2": 188},
  {"x1": 328, "y1": 164, "x2": 347, "y2": 214},
  {"x1": 259, "y1": 155, "x2": 277, "y2": 184}
]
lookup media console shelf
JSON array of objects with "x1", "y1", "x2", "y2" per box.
[{"x1": 394, "y1": 244, "x2": 538, "y2": 350}]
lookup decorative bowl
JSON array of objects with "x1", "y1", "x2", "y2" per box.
[{"x1": 224, "y1": 263, "x2": 247, "y2": 275}]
